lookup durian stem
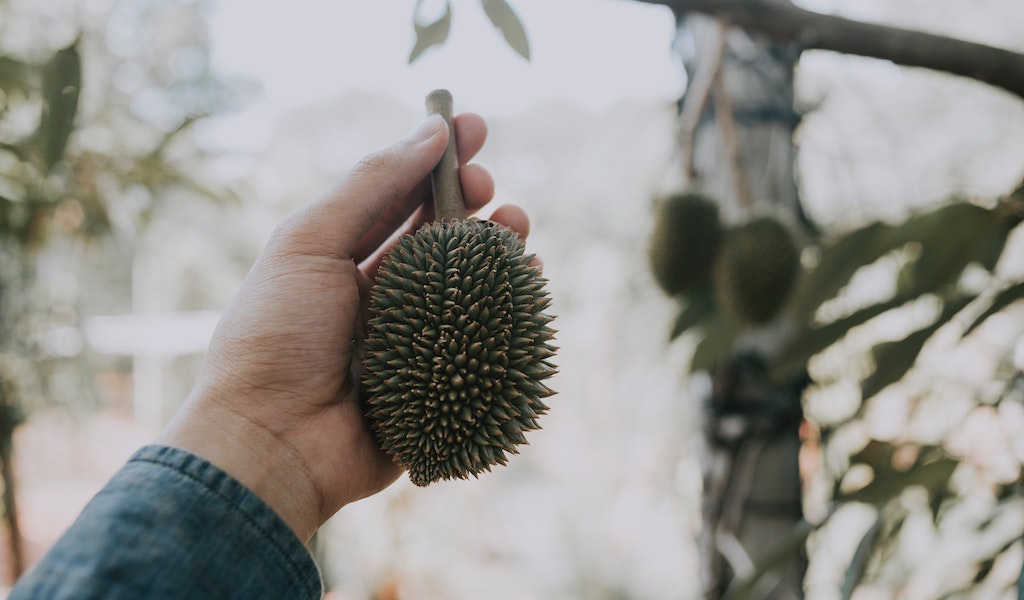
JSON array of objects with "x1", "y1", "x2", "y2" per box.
[{"x1": 425, "y1": 89, "x2": 467, "y2": 221}]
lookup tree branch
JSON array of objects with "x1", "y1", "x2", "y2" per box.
[
  {"x1": 678, "y1": 18, "x2": 725, "y2": 181},
  {"x1": 638, "y1": 0, "x2": 1024, "y2": 101}
]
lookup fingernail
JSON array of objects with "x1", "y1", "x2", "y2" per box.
[{"x1": 408, "y1": 114, "x2": 444, "y2": 143}]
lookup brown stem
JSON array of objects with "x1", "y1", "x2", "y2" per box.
[
  {"x1": 425, "y1": 89, "x2": 466, "y2": 221},
  {"x1": 678, "y1": 18, "x2": 726, "y2": 182},
  {"x1": 712, "y1": 70, "x2": 753, "y2": 213}
]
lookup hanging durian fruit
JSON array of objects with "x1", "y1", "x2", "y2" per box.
[
  {"x1": 714, "y1": 215, "x2": 801, "y2": 325},
  {"x1": 363, "y1": 90, "x2": 557, "y2": 487},
  {"x1": 648, "y1": 192, "x2": 722, "y2": 296}
]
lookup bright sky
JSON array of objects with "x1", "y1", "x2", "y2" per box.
[{"x1": 207, "y1": 0, "x2": 683, "y2": 149}]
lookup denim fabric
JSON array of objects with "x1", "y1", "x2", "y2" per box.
[{"x1": 10, "y1": 445, "x2": 322, "y2": 599}]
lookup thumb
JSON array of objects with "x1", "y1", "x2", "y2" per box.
[{"x1": 277, "y1": 114, "x2": 449, "y2": 256}]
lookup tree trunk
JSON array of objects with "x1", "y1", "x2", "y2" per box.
[{"x1": 674, "y1": 11, "x2": 807, "y2": 599}]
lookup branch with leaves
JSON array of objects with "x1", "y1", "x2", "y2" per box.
[
  {"x1": 637, "y1": 0, "x2": 1024, "y2": 101},
  {"x1": 408, "y1": 0, "x2": 530, "y2": 63}
]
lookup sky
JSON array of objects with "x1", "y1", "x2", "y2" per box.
[{"x1": 206, "y1": 0, "x2": 683, "y2": 150}]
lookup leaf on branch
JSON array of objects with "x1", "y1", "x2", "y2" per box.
[
  {"x1": 840, "y1": 454, "x2": 957, "y2": 506},
  {"x1": 1012, "y1": 179, "x2": 1024, "y2": 198},
  {"x1": 860, "y1": 296, "x2": 971, "y2": 399},
  {"x1": 861, "y1": 325, "x2": 936, "y2": 399},
  {"x1": 690, "y1": 312, "x2": 740, "y2": 372},
  {"x1": 901, "y1": 202, "x2": 1017, "y2": 293},
  {"x1": 791, "y1": 221, "x2": 896, "y2": 320},
  {"x1": 928, "y1": 482, "x2": 949, "y2": 525},
  {"x1": 670, "y1": 286, "x2": 716, "y2": 340},
  {"x1": 481, "y1": 0, "x2": 530, "y2": 60},
  {"x1": 772, "y1": 296, "x2": 907, "y2": 382},
  {"x1": 963, "y1": 280, "x2": 1024, "y2": 336},
  {"x1": 722, "y1": 519, "x2": 819, "y2": 600},
  {"x1": 408, "y1": 0, "x2": 452, "y2": 64},
  {"x1": 0, "y1": 55, "x2": 32, "y2": 98},
  {"x1": 841, "y1": 509, "x2": 884, "y2": 600},
  {"x1": 792, "y1": 202, "x2": 1018, "y2": 325},
  {"x1": 849, "y1": 439, "x2": 896, "y2": 473},
  {"x1": 38, "y1": 39, "x2": 82, "y2": 172},
  {"x1": 776, "y1": 202, "x2": 1017, "y2": 382}
]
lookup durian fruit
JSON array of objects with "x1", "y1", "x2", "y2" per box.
[
  {"x1": 714, "y1": 215, "x2": 801, "y2": 325},
  {"x1": 362, "y1": 90, "x2": 557, "y2": 487},
  {"x1": 648, "y1": 192, "x2": 722, "y2": 296}
]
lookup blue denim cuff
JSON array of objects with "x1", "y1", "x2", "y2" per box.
[{"x1": 11, "y1": 445, "x2": 323, "y2": 599}]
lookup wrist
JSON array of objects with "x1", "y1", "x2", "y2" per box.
[{"x1": 157, "y1": 395, "x2": 324, "y2": 543}]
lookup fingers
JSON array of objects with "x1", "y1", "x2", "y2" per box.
[
  {"x1": 351, "y1": 160, "x2": 493, "y2": 264},
  {"x1": 348, "y1": 179, "x2": 431, "y2": 263},
  {"x1": 489, "y1": 204, "x2": 530, "y2": 239},
  {"x1": 358, "y1": 204, "x2": 532, "y2": 282},
  {"x1": 453, "y1": 113, "x2": 487, "y2": 163},
  {"x1": 350, "y1": 113, "x2": 489, "y2": 263},
  {"x1": 491, "y1": 205, "x2": 543, "y2": 271},
  {"x1": 272, "y1": 115, "x2": 448, "y2": 258},
  {"x1": 401, "y1": 163, "x2": 496, "y2": 231}
]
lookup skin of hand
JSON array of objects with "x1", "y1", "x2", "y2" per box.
[{"x1": 157, "y1": 113, "x2": 531, "y2": 543}]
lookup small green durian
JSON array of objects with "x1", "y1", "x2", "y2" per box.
[
  {"x1": 362, "y1": 91, "x2": 557, "y2": 487},
  {"x1": 714, "y1": 215, "x2": 801, "y2": 324},
  {"x1": 648, "y1": 192, "x2": 722, "y2": 296}
]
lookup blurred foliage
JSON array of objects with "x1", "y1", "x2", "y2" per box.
[
  {"x1": 660, "y1": 187, "x2": 1024, "y2": 597},
  {"x1": 0, "y1": 0, "x2": 246, "y2": 415},
  {"x1": 409, "y1": 0, "x2": 452, "y2": 64},
  {"x1": 408, "y1": 0, "x2": 529, "y2": 63}
]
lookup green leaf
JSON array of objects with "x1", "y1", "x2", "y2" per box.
[
  {"x1": 849, "y1": 439, "x2": 896, "y2": 473},
  {"x1": 963, "y1": 280, "x2": 1024, "y2": 335},
  {"x1": 861, "y1": 296, "x2": 971, "y2": 398},
  {"x1": 481, "y1": 0, "x2": 530, "y2": 60},
  {"x1": 722, "y1": 519, "x2": 819, "y2": 600},
  {"x1": 0, "y1": 55, "x2": 32, "y2": 98},
  {"x1": 928, "y1": 482, "x2": 948, "y2": 525},
  {"x1": 902, "y1": 203, "x2": 1016, "y2": 293},
  {"x1": 792, "y1": 222, "x2": 895, "y2": 320},
  {"x1": 861, "y1": 325, "x2": 937, "y2": 399},
  {"x1": 690, "y1": 312, "x2": 740, "y2": 372},
  {"x1": 775, "y1": 203, "x2": 1012, "y2": 383},
  {"x1": 669, "y1": 287, "x2": 716, "y2": 340},
  {"x1": 840, "y1": 455, "x2": 957, "y2": 505},
  {"x1": 38, "y1": 39, "x2": 82, "y2": 172},
  {"x1": 841, "y1": 510, "x2": 884, "y2": 600},
  {"x1": 771, "y1": 296, "x2": 908, "y2": 382},
  {"x1": 792, "y1": 203, "x2": 1018, "y2": 327},
  {"x1": 1011, "y1": 178, "x2": 1024, "y2": 198},
  {"x1": 408, "y1": 1, "x2": 452, "y2": 64}
]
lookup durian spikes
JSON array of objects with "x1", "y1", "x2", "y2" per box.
[
  {"x1": 362, "y1": 90, "x2": 557, "y2": 487},
  {"x1": 648, "y1": 192, "x2": 722, "y2": 297},
  {"x1": 714, "y1": 215, "x2": 800, "y2": 325}
]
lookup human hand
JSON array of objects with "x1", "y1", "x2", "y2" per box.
[{"x1": 158, "y1": 113, "x2": 530, "y2": 542}]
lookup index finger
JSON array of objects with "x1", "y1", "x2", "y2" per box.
[{"x1": 350, "y1": 113, "x2": 488, "y2": 263}]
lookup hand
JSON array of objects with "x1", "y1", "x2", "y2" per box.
[{"x1": 158, "y1": 113, "x2": 530, "y2": 542}]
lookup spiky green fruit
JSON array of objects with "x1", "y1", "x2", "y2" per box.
[
  {"x1": 363, "y1": 219, "x2": 557, "y2": 487},
  {"x1": 648, "y1": 192, "x2": 722, "y2": 296},
  {"x1": 714, "y1": 215, "x2": 801, "y2": 324}
]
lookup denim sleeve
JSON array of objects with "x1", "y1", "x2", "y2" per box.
[{"x1": 10, "y1": 445, "x2": 323, "y2": 599}]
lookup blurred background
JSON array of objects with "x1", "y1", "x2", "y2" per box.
[{"x1": 1, "y1": 0, "x2": 1023, "y2": 598}]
